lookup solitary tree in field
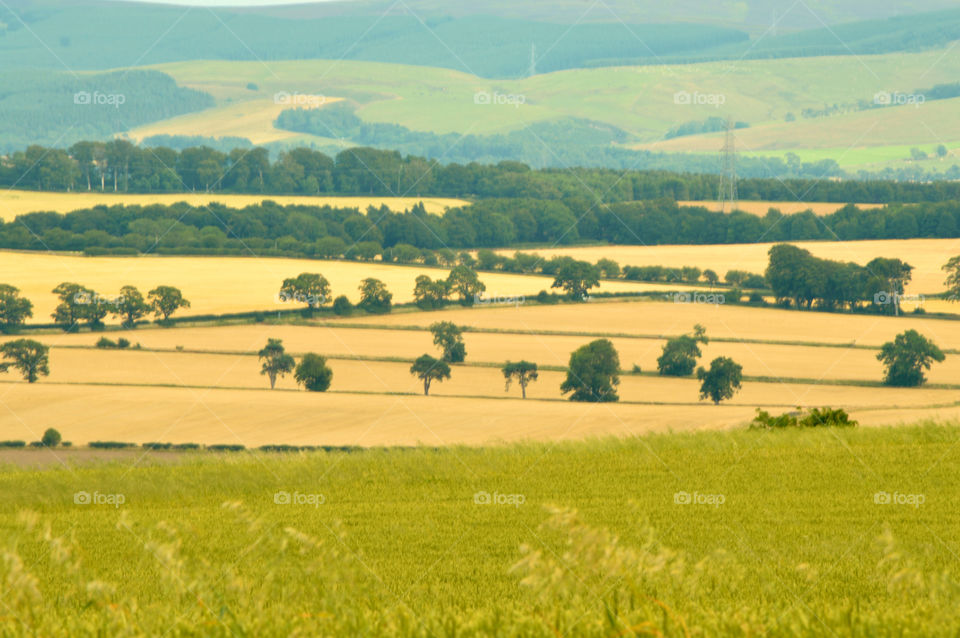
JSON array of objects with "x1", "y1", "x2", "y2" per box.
[
  {"x1": 696, "y1": 357, "x2": 742, "y2": 404},
  {"x1": 658, "y1": 324, "x2": 708, "y2": 377},
  {"x1": 410, "y1": 354, "x2": 451, "y2": 396},
  {"x1": 259, "y1": 338, "x2": 295, "y2": 389},
  {"x1": 561, "y1": 339, "x2": 620, "y2": 402},
  {"x1": 113, "y1": 285, "x2": 149, "y2": 327},
  {"x1": 702, "y1": 269, "x2": 719, "y2": 287},
  {"x1": 430, "y1": 321, "x2": 466, "y2": 363},
  {"x1": 0, "y1": 284, "x2": 33, "y2": 332},
  {"x1": 148, "y1": 286, "x2": 191, "y2": 322},
  {"x1": 551, "y1": 260, "x2": 600, "y2": 301},
  {"x1": 294, "y1": 353, "x2": 333, "y2": 392},
  {"x1": 358, "y1": 278, "x2": 393, "y2": 314},
  {"x1": 877, "y1": 330, "x2": 944, "y2": 387},
  {"x1": 446, "y1": 265, "x2": 485, "y2": 306},
  {"x1": 41, "y1": 428, "x2": 62, "y2": 447},
  {"x1": 0, "y1": 339, "x2": 50, "y2": 383},
  {"x1": 279, "y1": 273, "x2": 330, "y2": 311},
  {"x1": 502, "y1": 360, "x2": 539, "y2": 399}
]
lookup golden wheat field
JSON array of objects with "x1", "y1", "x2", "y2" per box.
[
  {"x1": 496, "y1": 238, "x2": 960, "y2": 295},
  {"x1": 13, "y1": 346, "x2": 958, "y2": 408},
  {"x1": 17, "y1": 321, "x2": 960, "y2": 384},
  {"x1": 347, "y1": 297, "x2": 960, "y2": 347},
  {"x1": 0, "y1": 383, "x2": 765, "y2": 446},
  {"x1": 0, "y1": 251, "x2": 668, "y2": 321},
  {"x1": 678, "y1": 201, "x2": 882, "y2": 216},
  {"x1": 0, "y1": 189, "x2": 467, "y2": 219}
]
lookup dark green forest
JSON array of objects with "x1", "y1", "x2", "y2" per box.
[
  {"x1": 0, "y1": 70, "x2": 214, "y2": 153},
  {"x1": 6, "y1": 141, "x2": 960, "y2": 202},
  {"x1": 6, "y1": 198, "x2": 960, "y2": 260}
]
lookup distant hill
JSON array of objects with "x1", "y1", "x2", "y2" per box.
[
  {"x1": 242, "y1": 0, "x2": 960, "y2": 32},
  {"x1": 1, "y1": 1, "x2": 959, "y2": 78}
]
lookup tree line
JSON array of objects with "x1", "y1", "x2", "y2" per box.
[
  {"x1": 8, "y1": 199, "x2": 960, "y2": 265},
  {"x1": 766, "y1": 244, "x2": 917, "y2": 314},
  {"x1": 6, "y1": 140, "x2": 960, "y2": 202},
  {"x1": 0, "y1": 283, "x2": 190, "y2": 332}
]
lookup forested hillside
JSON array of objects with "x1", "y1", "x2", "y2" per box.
[{"x1": 0, "y1": 70, "x2": 213, "y2": 152}]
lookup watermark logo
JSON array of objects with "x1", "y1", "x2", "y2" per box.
[
  {"x1": 873, "y1": 91, "x2": 925, "y2": 108},
  {"x1": 674, "y1": 491, "x2": 725, "y2": 507},
  {"x1": 73, "y1": 91, "x2": 126, "y2": 109},
  {"x1": 874, "y1": 292, "x2": 924, "y2": 306},
  {"x1": 273, "y1": 91, "x2": 325, "y2": 107},
  {"x1": 874, "y1": 491, "x2": 924, "y2": 508},
  {"x1": 74, "y1": 491, "x2": 125, "y2": 508},
  {"x1": 473, "y1": 490, "x2": 525, "y2": 507},
  {"x1": 474, "y1": 91, "x2": 526, "y2": 107},
  {"x1": 73, "y1": 292, "x2": 124, "y2": 306},
  {"x1": 273, "y1": 490, "x2": 325, "y2": 507},
  {"x1": 673, "y1": 292, "x2": 725, "y2": 305},
  {"x1": 276, "y1": 291, "x2": 327, "y2": 306},
  {"x1": 474, "y1": 292, "x2": 525, "y2": 307},
  {"x1": 674, "y1": 91, "x2": 725, "y2": 108}
]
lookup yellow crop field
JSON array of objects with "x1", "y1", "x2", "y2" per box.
[
  {"x1": 0, "y1": 251, "x2": 659, "y2": 322},
  {"x1": 348, "y1": 297, "x2": 960, "y2": 349},
  {"x1": 23, "y1": 347, "x2": 958, "y2": 407},
  {"x1": 1, "y1": 345, "x2": 957, "y2": 447},
  {"x1": 20, "y1": 321, "x2": 960, "y2": 385},
  {"x1": 495, "y1": 238, "x2": 960, "y2": 295},
  {"x1": 0, "y1": 383, "x2": 762, "y2": 447},
  {"x1": 127, "y1": 96, "x2": 340, "y2": 145},
  {"x1": 0, "y1": 189, "x2": 467, "y2": 219},
  {"x1": 678, "y1": 201, "x2": 882, "y2": 216}
]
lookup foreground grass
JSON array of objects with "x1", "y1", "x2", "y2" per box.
[{"x1": 1, "y1": 425, "x2": 959, "y2": 636}]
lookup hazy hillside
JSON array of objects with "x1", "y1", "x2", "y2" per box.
[
  {"x1": 245, "y1": 0, "x2": 960, "y2": 31},
  {"x1": 2, "y1": 1, "x2": 959, "y2": 78}
]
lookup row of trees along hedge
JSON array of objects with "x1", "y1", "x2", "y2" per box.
[
  {"x1": 8, "y1": 200, "x2": 960, "y2": 260},
  {"x1": 765, "y1": 244, "x2": 916, "y2": 313},
  {"x1": 0, "y1": 283, "x2": 190, "y2": 332},
  {"x1": 5, "y1": 141, "x2": 960, "y2": 202}
]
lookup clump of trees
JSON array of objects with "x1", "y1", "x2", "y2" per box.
[
  {"x1": 696, "y1": 357, "x2": 743, "y2": 404},
  {"x1": 413, "y1": 266, "x2": 484, "y2": 310},
  {"x1": 295, "y1": 353, "x2": 333, "y2": 392},
  {"x1": 877, "y1": 330, "x2": 945, "y2": 387},
  {"x1": 561, "y1": 339, "x2": 620, "y2": 402},
  {"x1": 657, "y1": 324, "x2": 707, "y2": 376},
  {"x1": 430, "y1": 322, "x2": 466, "y2": 363},
  {"x1": 766, "y1": 244, "x2": 914, "y2": 314},
  {"x1": 279, "y1": 273, "x2": 330, "y2": 312},
  {"x1": 50, "y1": 283, "x2": 190, "y2": 331},
  {"x1": 751, "y1": 407, "x2": 857, "y2": 429},
  {"x1": 0, "y1": 285, "x2": 33, "y2": 333},
  {"x1": 551, "y1": 260, "x2": 600, "y2": 301},
  {"x1": 358, "y1": 278, "x2": 392, "y2": 315}
]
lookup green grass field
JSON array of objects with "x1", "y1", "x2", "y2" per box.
[
  {"x1": 2, "y1": 424, "x2": 960, "y2": 635},
  {"x1": 149, "y1": 47, "x2": 960, "y2": 146}
]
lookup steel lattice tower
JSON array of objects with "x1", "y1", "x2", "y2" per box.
[{"x1": 718, "y1": 117, "x2": 738, "y2": 213}]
